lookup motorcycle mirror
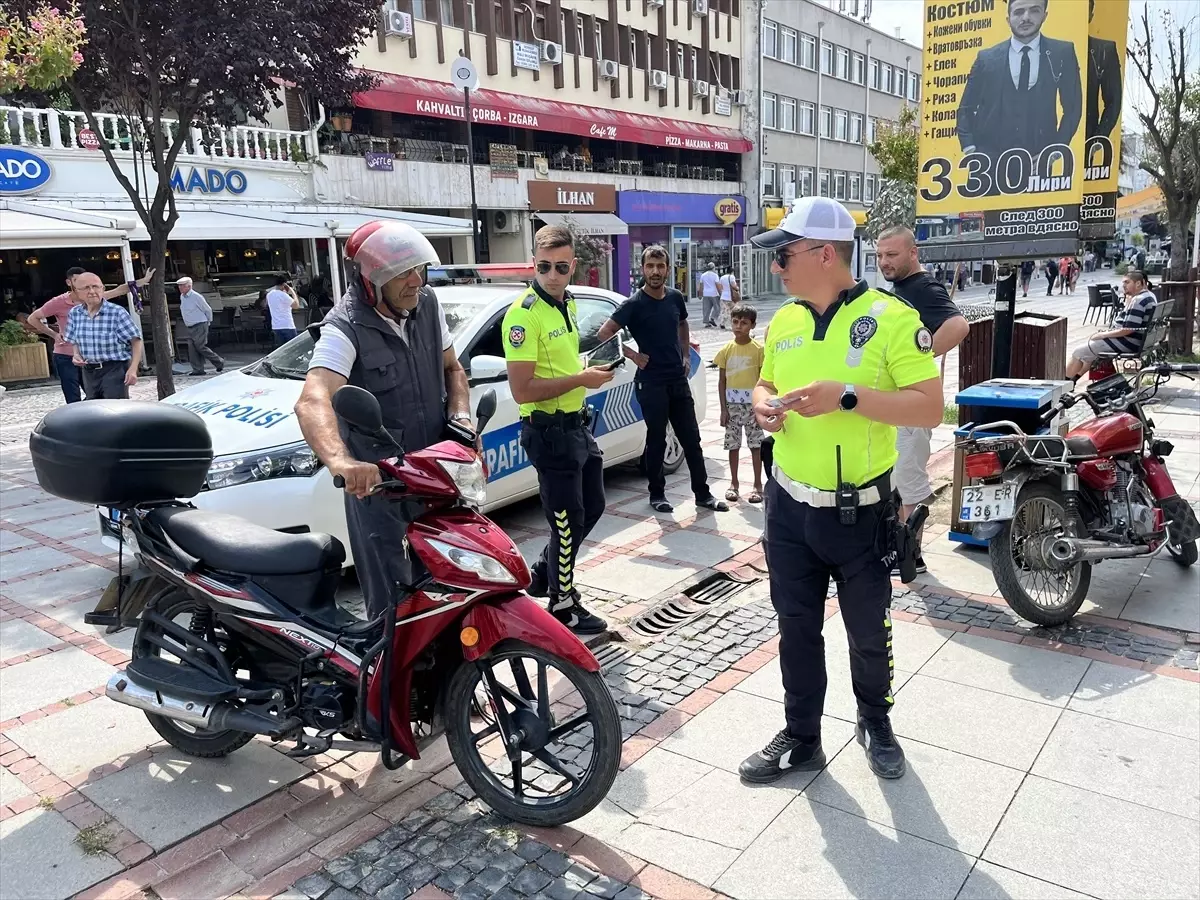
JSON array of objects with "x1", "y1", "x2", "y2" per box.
[
  {"x1": 476, "y1": 389, "x2": 497, "y2": 433},
  {"x1": 332, "y1": 385, "x2": 385, "y2": 434}
]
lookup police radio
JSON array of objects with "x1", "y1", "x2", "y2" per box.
[{"x1": 835, "y1": 446, "x2": 858, "y2": 526}]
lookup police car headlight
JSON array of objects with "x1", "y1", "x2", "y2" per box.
[
  {"x1": 205, "y1": 442, "x2": 322, "y2": 490},
  {"x1": 426, "y1": 538, "x2": 516, "y2": 584},
  {"x1": 438, "y1": 458, "x2": 488, "y2": 507}
]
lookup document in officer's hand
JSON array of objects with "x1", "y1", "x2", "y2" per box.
[{"x1": 584, "y1": 334, "x2": 624, "y2": 370}]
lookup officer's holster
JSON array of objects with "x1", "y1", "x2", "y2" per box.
[{"x1": 884, "y1": 502, "x2": 928, "y2": 584}]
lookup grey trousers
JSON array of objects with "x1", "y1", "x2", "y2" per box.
[
  {"x1": 702, "y1": 295, "x2": 720, "y2": 325},
  {"x1": 82, "y1": 361, "x2": 130, "y2": 399},
  {"x1": 186, "y1": 322, "x2": 224, "y2": 374}
]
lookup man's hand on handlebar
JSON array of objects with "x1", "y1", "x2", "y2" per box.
[{"x1": 331, "y1": 458, "x2": 382, "y2": 499}]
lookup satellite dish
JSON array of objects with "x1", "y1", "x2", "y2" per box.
[{"x1": 451, "y1": 55, "x2": 479, "y2": 92}]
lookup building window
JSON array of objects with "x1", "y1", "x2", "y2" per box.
[
  {"x1": 869, "y1": 57, "x2": 880, "y2": 90},
  {"x1": 819, "y1": 169, "x2": 831, "y2": 197},
  {"x1": 820, "y1": 105, "x2": 832, "y2": 138},
  {"x1": 780, "y1": 165, "x2": 796, "y2": 198},
  {"x1": 895, "y1": 69, "x2": 907, "y2": 97},
  {"x1": 800, "y1": 33, "x2": 816, "y2": 70},
  {"x1": 676, "y1": 43, "x2": 685, "y2": 76},
  {"x1": 799, "y1": 101, "x2": 815, "y2": 135},
  {"x1": 763, "y1": 92, "x2": 777, "y2": 129},
  {"x1": 691, "y1": 47, "x2": 698, "y2": 79},
  {"x1": 799, "y1": 166, "x2": 815, "y2": 196},
  {"x1": 821, "y1": 41, "x2": 834, "y2": 75},
  {"x1": 865, "y1": 173, "x2": 877, "y2": 203},
  {"x1": 850, "y1": 112, "x2": 864, "y2": 144},
  {"x1": 868, "y1": 116, "x2": 878, "y2": 143},
  {"x1": 853, "y1": 52, "x2": 865, "y2": 85},
  {"x1": 780, "y1": 96, "x2": 797, "y2": 132},
  {"x1": 881, "y1": 63, "x2": 893, "y2": 94},
  {"x1": 850, "y1": 173, "x2": 861, "y2": 201},
  {"x1": 575, "y1": 15, "x2": 585, "y2": 54},
  {"x1": 836, "y1": 47, "x2": 850, "y2": 80},
  {"x1": 835, "y1": 109, "x2": 848, "y2": 141},
  {"x1": 763, "y1": 163, "x2": 778, "y2": 198},
  {"x1": 781, "y1": 27, "x2": 798, "y2": 65},
  {"x1": 763, "y1": 20, "x2": 778, "y2": 59},
  {"x1": 909, "y1": 72, "x2": 919, "y2": 102},
  {"x1": 834, "y1": 171, "x2": 847, "y2": 200},
  {"x1": 595, "y1": 20, "x2": 604, "y2": 60}
]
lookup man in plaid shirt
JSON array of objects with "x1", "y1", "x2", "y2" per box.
[{"x1": 63, "y1": 271, "x2": 144, "y2": 400}]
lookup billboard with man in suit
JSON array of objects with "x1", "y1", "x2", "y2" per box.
[{"x1": 1081, "y1": 0, "x2": 1128, "y2": 240}]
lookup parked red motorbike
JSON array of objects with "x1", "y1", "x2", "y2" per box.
[
  {"x1": 957, "y1": 364, "x2": 1200, "y2": 626},
  {"x1": 29, "y1": 388, "x2": 620, "y2": 826}
]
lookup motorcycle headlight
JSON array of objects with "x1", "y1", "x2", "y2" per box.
[
  {"x1": 205, "y1": 442, "x2": 322, "y2": 490},
  {"x1": 426, "y1": 538, "x2": 516, "y2": 584},
  {"x1": 438, "y1": 457, "x2": 488, "y2": 507}
]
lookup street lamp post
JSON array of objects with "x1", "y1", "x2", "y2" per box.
[{"x1": 452, "y1": 54, "x2": 483, "y2": 264}]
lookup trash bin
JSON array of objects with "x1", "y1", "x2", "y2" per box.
[
  {"x1": 956, "y1": 312, "x2": 1068, "y2": 406},
  {"x1": 950, "y1": 378, "x2": 1072, "y2": 547}
]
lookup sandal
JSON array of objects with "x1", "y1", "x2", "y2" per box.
[
  {"x1": 725, "y1": 487, "x2": 740, "y2": 502},
  {"x1": 747, "y1": 489, "x2": 763, "y2": 504}
]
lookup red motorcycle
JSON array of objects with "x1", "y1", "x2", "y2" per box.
[
  {"x1": 957, "y1": 364, "x2": 1200, "y2": 626},
  {"x1": 29, "y1": 388, "x2": 620, "y2": 826}
]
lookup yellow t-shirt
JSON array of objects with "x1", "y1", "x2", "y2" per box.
[
  {"x1": 762, "y1": 282, "x2": 939, "y2": 489},
  {"x1": 501, "y1": 286, "x2": 585, "y2": 417},
  {"x1": 713, "y1": 339, "x2": 764, "y2": 403}
]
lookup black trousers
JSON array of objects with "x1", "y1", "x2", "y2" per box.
[
  {"x1": 522, "y1": 421, "x2": 606, "y2": 601},
  {"x1": 764, "y1": 478, "x2": 894, "y2": 739},
  {"x1": 636, "y1": 376, "x2": 710, "y2": 501},
  {"x1": 81, "y1": 361, "x2": 130, "y2": 400},
  {"x1": 53, "y1": 353, "x2": 83, "y2": 403}
]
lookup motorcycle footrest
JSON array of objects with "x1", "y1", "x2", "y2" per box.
[
  {"x1": 84, "y1": 611, "x2": 122, "y2": 628},
  {"x1": 125, "y1": 656, "x2": 238, "y2": 704}
]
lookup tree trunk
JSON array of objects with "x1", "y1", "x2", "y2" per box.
[
  {"x1": 147, "y1": 233, "x2": 176, "y2": 399},
  {"x1": 1168, "y1": 214, "x2": 1190, "y2": 283}
]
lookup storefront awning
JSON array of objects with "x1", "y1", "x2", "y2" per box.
[
  {"x1": 535, "y1": 212, "x2": 628, "y2": 236},
  {"x1": 276, "y1": 208, "x2": 473, "y2": 239},
  {"x1": 356, "y1": 73, "x2": 753, "y2": 154},
  {"x1": 0, "y1": 201, "x2": 131, "y2": 250}
]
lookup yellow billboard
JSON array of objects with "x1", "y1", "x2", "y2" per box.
[
  {"x1": 1080, "y1": 0, "x2": 1128, "y2": 239},
  {"x1": 917, "y1": 0, "x2": 1088, "y2": 248}
]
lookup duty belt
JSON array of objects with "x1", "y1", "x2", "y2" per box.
[
  {"x1": 522, "y1": 408, "x2": 590, "y2": 430},
  {"x1": 773, "y1": 465, "x2": 891, "y2": 508}
]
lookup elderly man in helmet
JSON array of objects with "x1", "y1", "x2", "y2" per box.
[{"x1": 295, "y1": 221, "x2": 472, "y2": 618}]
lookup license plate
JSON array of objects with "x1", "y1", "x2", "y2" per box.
[{"x1": 960, "y1": 484, "x2": 1016, "y2": 522}]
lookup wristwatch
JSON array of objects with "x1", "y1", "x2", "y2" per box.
[{"x1": 839, "y1": 384, "x2": 859, "y2": 411}]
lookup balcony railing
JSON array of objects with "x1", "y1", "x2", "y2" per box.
[{"x1": 0, "y1": 106, "x2": 314, "y2": 163}]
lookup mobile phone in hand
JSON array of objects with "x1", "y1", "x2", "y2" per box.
[{"x1": 603, "y1": 358, "x2": 625, "y2": 371}]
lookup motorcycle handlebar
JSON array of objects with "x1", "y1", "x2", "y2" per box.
[{"x1": 333, "y1": 474, "x2": 344, "y2": 488}]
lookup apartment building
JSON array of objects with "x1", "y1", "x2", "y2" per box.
[
  {"x1": 756, "y1": 0, "x2": 919, "y2": 226},
  {"x1": 283, "y1": 0, "x2": 756, "y2": 292}
]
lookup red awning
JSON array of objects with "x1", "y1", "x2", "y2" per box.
[{"x1": 354, "y1": 72, "x2": 752, "y2": 154}]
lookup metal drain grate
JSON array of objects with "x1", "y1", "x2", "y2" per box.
[
  {"x1": 627, "y1": 573, "x2": 757, "y2": 639},
  {"x1": 593, "y1": 642, "x2": 633, "y2": 671},
  {"x1": 684, "y1": 572, "x2": 756, "y2": 606}
]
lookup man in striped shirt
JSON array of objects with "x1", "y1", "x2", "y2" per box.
[{"x1": 1066, "y1": 270, "x2": 1157, "y2": 384}]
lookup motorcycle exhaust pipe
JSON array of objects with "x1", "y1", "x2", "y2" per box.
[
  {"x1": 106, "y1": 672, "x2": 294, "y2": 736},
  {"x1": 1049, "y1": 538, "x2": 1151, "y2": 565}
]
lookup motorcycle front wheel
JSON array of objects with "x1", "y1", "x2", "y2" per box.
[
  {"x1": 445, "y1": 641, "x2": 620, "y2": 827},
  {"x1": 990, "y1": 482, "x2": 1092, "y2": 627}
]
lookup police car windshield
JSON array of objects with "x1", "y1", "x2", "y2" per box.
[
  {"x1": 252, "y1": 332, "x2": 314, "y2": 380},
  {"x1": 441, "y1": 301, "x2": 489, "y2": 339}
]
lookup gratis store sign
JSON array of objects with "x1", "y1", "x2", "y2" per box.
[{"x1": 0, "y1": 148, "x2": 53, "y2": 195}]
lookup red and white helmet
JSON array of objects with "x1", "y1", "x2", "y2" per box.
[{"x1": 345, "y1": 221, "x2": 441, "y2": 306}]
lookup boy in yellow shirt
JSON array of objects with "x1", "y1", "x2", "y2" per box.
[{"x1": 714, "y1": 304, "x2": 765, "y2": 503}]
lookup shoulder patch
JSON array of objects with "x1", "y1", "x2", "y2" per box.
[
  {"x1": 508, "y1": 325, "x2": 526, "y2": 347},
  {"x1": 915, "y1": 327, "x2": 934, "y2": 353}
]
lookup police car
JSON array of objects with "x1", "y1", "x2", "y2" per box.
[{"x1": 100, "y1": 267, "x2": 704, "y2": 564}]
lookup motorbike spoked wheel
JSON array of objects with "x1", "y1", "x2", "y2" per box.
[
  {"x1": 1164, "y1": 528, "x2": 1199, "y2": 567},
  {"x1": 133, "y1": 591, "x2": 255, "y2": 758},
  {"x1": 445, "y1": 641, "x2": 620, "y2": 827},
  {"x1": 990, "y1": 482, "x2": 1092, "y2": 627}
]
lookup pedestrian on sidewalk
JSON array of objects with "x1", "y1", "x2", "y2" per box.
[
  {"x1": 876, "y1": 226, "x2": 970, "y2": 574},
  {"x1": 267, "y1": 275, "x2": 301, "y2": 346},
  {"x1": 715, "y1": 304, "x2": 765, "y2": 504},
  {"x1": 177, "y1": 277, "x2": 225, "y2": 376},
  {"x1": 698, "y1": 263, "x2": 721, "y2": 328},
  {"x1": 740, "y1": 197, "x2": 943, "y2": 783},
  {"x1": 27, "y1": 266, "x2": 152, "y2": 403},
  {"x1": 1045, "y1": 258, "x2": 1059, "y2": 295},
  {"x1": 597, "y1": 245, "x2": 728, "y2": 514},
  {"x1": 63, "y1": 272, "x2": 144, "y2": 400},
  {"x1": 717, "y1": 265, "x2": 740, "y2": 329},
  {"x1": 1019, "y1": 259, "x2": 1035, "y2": 297}
]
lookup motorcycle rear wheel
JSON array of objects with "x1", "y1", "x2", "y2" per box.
[
  {"x1": 990, "y1": 482, "x2": 1092, "y2": 627},
  {"x1": 1165, "y1": 531, "x2": 1199, "y2": 566},
  {"x1": 445, "y1": 641, "x2": 620, "y2": 827}
]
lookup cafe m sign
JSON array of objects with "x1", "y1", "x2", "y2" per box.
[
  {"x1": 0, "y1": 148, "x2": 52, "y2": 195},
  {"x1": 170, "y1": 166, "x2": 249, "y2": 195}
]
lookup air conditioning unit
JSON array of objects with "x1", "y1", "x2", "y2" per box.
[
  {"x1": 732, "y1": 89, "x2": 750, "y2": 107},
  {"x1": 647, "y1": 0, "x2": 665, "y2": 7},
  {"x1": 384, "y1": 9, "x2": 413, "y2": 37},
  {"x1": 540, "y1": 40, "x2": 563, "y2": 65},
  {"x1": 491, "y1": 211, "x2": 520, "y2": 234},
  {"x1": 650, "y1": 69, "x2": 668, "y2": 90},
  {"x1": 600, "y1": 59, "x2": 620, "y2": 80},
  {"x1": 691, "y1": 0, "x2": 709, "y2": 17},
  {"x1": 692, "y1": 79, "x2": 710, "y2": 97}
]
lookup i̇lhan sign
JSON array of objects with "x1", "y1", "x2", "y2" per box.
[{"x1": 527, "y1": 181, "x2": 617, "y2": 212}]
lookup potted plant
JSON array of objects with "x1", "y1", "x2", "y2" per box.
[{"x1": 0, "y1": 319, "x2": 51, "y2": 382}]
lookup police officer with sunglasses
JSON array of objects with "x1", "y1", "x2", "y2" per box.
[
  {"x1": 737, "y1": 198, "x2": 943, "y2": 784},
  {"x1": 500, "y1": 224, "x2": 616, "y2": 634}
]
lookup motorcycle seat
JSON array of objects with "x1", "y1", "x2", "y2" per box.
[
  {"x1": 1025, "y1": 435, "x2": 1098, "y2": 460},
  {"x1": 147, "y1": 508, "x2": 346, "y2": 575}
]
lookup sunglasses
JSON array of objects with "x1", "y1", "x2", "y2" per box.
[
  {"x1": 536, "y1": 261, "x2": 572, "y2": 275},
  {"x1": 774, "y1": 244, "x2": 825, "y2": 269}
]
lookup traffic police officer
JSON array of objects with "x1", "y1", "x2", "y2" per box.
[
  {"x1": 502, "y1": 224, "x2": 615, "y2": 634},
  {"x1": 738, "y1": 198, "x2": 943, "y2": 782}
]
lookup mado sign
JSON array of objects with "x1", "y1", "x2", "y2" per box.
[
  {"x1": 0, "y1": 148, "x2": 52, "y2": 195},
  {"x1": 170, "y1": 166, "x2": 248, "y2": 195}
]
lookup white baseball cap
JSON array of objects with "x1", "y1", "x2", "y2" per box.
[
  {"x1": 176, "y1": 276, "x2": 193, "y2": 285},
  {"x1": 751, "y1": 196, "x2": 858, "y2": 249}
]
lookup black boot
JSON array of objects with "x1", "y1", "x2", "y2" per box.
[
  {"x1": 856, "y1": 716, "x2": 906, "y2": 779},
  {"x1": 738, "y1": 729, "x2": 826, "y2": 783},
  {"x1": 527, "y1": 562, "x2": 548, "y2": 598},
  {"x1": 548, "y1": 590, "x2": 607, "y2": 635}
]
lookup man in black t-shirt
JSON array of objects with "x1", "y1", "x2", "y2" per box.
[
  {"x1": 597, "y1": 245, "x2": 727, "y2": 513},
  {"x1": 876, "y1": 227, "x2": 970, "y2": 572}
]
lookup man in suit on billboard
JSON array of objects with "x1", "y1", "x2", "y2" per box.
[
  {"x1": 957, "y1": 0, "x2": 1082, "y2": 166},
  {"x1": 1086, "y1": 0, "x2": 1122, "y2": 139}
]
